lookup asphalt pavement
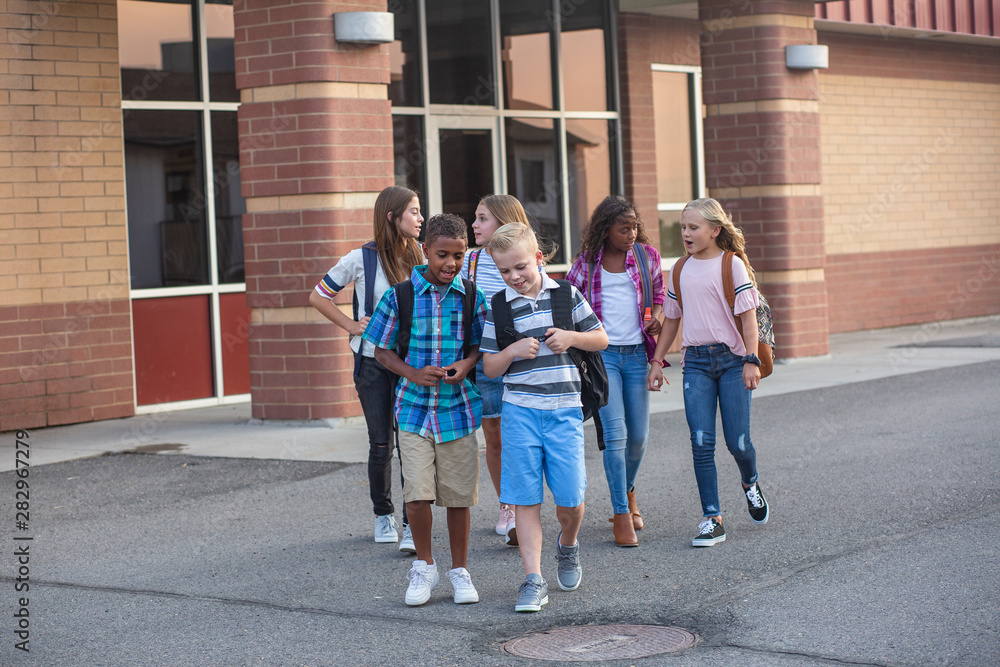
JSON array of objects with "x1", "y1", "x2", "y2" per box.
[{"x1": 1, "y1": 316, "x2": 998, "y2": 665}]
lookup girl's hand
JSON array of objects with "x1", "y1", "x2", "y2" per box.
[
  {"x1": 647, "y1": 365, "x2": 665, "y2": 391},
  {"x1": 542, "y1": 328, "x2": 572, "y2": 354},
  {"x1": 411, "y1": 366, "x2": 448, "y2": 387},
  {"x1": 742, "y1": 363, "x2": 761, "y2": 390},
  {"x1": 644, "y1": 317, "x2": 662, "y2": 337},
  {"x1": 511, "y1": 337, "x2": 540, "y2": 361},
  {"x1": 350, "y1": 316, "x2": 371, "y2": 337}
]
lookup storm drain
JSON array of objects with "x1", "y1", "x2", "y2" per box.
[{"x1": 502, "y1": 624, "x2": 699, "y2": 662}]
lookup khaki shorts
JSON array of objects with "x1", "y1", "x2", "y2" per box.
[{"x1": 398, "y1": 431, "x2": 480, "y2": 507}]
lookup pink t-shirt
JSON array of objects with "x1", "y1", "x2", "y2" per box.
[{"x1": 663, "y1": 253, "x2": 759, "y2": 363}]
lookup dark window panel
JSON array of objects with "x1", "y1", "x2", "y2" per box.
[
  {"x1": 425, "y1": 0, "x2": 495, "y2": 106},
  {"x1": 389, "y1": 0, "x2": 422, "y2": 107},
  {"x1": 505, "y1": 117, "x2": 563, "y2": 264}
]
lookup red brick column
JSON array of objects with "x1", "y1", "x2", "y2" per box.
[
  {"x1": 699, "y1": 0, "x2": 829, "y2": 358},
  {"x1": 235, "y1": 1, "x2": 393, "y2": 420}
]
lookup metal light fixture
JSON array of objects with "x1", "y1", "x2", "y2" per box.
[
  {"x1": 333, "y1": 12, "x2": 394, "y2": 45},
  {"x1": 785, "y1": 44, "x2": 829, "y2": 70}
]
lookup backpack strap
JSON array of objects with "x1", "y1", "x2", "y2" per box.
[
  {"x1": 550, "y1": 279, "x2": 575, "y2": 331},
  {"x1": 353, "y1": 240, "x2": 379, "y2": 378},
  {"x1": 722, "y1": 250, "x2": 748, "y2": 338},
  {"x1": 632, "y1": 244, "x2": 653, "y2": 314},
  {"x1": 468, "y1": 249, "x2": 482, "y2": 283},
  {"x1": 460, "y1": 278, "x2": 477, "y2": 383},
  {"x1": 490, "y1": 291, "x2": 522, "y2": 351},
  {"x1": 393, "y1": 280, "x2": 415, "y2": 364},
  {"x1": 671, "y1": 254, "x2": 692, "y2": 312}
]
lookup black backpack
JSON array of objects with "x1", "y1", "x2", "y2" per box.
[
  {"x1": 490, "y1": 280, "x2": 610, "y2": 449},
  {"x1": 393, "y1": 278, "x2": 478, "y2": 384}
]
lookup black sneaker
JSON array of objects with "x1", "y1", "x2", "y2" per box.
[
  {"x1": 744, "y1": 483, "x2": 769, "y2": 524},
  {"x1": 691, "y1": 518, "x2": 725, "y2": 547}
]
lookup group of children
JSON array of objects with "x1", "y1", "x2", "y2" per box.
[{"x1": 311, "y1": 187, "x2": 771, "y2": 612}]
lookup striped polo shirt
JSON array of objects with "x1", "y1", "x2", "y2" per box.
[{"x1": 480, "y1": 273, "x2": 602, "y2": 410}]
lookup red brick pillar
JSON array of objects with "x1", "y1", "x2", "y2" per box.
[
  {"x1": 234, "y1": 1, "x2": 393, "y2": 420},
  {"x1": 699, "y1": 0, "x2": 829, "y2": 358}
]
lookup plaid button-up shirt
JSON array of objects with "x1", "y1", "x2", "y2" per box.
[
  {"x1": 362, "y1": 266, "x2": 488, "y2": 443},
  {"x1": 565, "y1": 243, "x2": 665, "y2": 360}
]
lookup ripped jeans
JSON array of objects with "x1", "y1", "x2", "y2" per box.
[{"x1": 682, "y1": 344, "x2": 758, "y2": 518}]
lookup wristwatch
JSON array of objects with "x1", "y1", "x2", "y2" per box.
[{"x1": 742, "y1": 354, "x2": 761, "y2": 367}]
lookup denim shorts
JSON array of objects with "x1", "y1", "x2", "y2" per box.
[
  {"x1": 498, "y1": 403, "x2": 586, "y2": 508},
  {"x1": 475, "y1": 359, "x2": 503, "y2": 419}
]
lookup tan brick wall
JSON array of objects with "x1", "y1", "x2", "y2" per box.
[
  {"x1": 0, "y1": 0, "x2": 133, "y2": 429},
  {"x1": 821, "y1": 74, "x2": 1000, "y2": 255}
]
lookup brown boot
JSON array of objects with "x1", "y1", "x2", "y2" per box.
[
  {"x1": 611, "y1": 513, "x2": 638, "y2": 547},
  {"x1": 627, "y1": 488, "x2": 643, "y2": 531}
]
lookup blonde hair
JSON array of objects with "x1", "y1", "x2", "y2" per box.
[
  {"x1": 372, "y1": 186, "x2": 423, "y2": 285},
  {"x1": 683, "y1": 198, "x2": 757, "y2": 287},
  {"x1": 487, "y1": 221, "x2": 540, "y2": 260},
  {"x1": 479, "y1": 194, "x2": 530, "y2": 228}
]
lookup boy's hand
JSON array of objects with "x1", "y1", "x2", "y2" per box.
[
  {"x1": 350, "y1": 316, "x2": 371, "y2": 337},
  {"x1": 647, "y1": 364, "x2": 665, "y2": 391},
  {"x1": 442, "y1": 358, "x2": 475, "y2": 385},
  {"x1": 542, "y1": 328, "x2": 573, "y2": 354},
  {"x1": 510, "y1": 336, "x2": 540, "y2": 361},
  {"x1": 411, "y1": 366, "x2": 448, "y2": 387}
]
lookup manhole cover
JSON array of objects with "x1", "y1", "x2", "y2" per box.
[{"x1": 502, "y1": 624, "x2": 699, "y2": 662}]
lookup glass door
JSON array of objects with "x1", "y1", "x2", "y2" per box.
[{"x1": 426, "y1": 115, "x2": 502, "y2": 238}]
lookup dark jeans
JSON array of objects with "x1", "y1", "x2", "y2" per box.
[{"x1": 354, "y1": 355, "x2": 407, "y2": 524}]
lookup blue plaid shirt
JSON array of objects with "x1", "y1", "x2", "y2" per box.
[{"x1": 362, "y1": 266, "x2": 488, "y2": 443}]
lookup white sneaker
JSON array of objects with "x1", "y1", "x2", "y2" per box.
[
  {"x1": 495, "y1": 504, "x2": 514, "y2": 536},
  {"x1": 374, "y1": 514, "x2": 398, "y2": 543},
  {"x1": 505, "y1": 517, "x2": 518, "y2": 547},
  {"x1": 404, "y1": 560, "x2": 439, "y2": 606},
  {"x1": 398, "y1": 524, "x2": 416, "y2": 554},
  {"x1": 447, "y1": 567, "x2": 480, "y2": 604}
]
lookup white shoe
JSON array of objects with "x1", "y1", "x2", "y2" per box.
[
  {"x1": 495, "y1": 504, "x2": 514, "y2": 536},
  {"x1": 447, "y1": 567, "x2": 480, "y2": 604},
  {"x1": 404, "y1": 560, "x2": 439, "y2": 606},
  {"x1": 398, "y1": 524, "x2": 416, "y2": 554},
  {"x1": 374, "y1": 514, "x2": 398, "y2": 543}
]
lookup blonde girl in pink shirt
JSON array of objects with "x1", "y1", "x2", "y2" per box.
[{"x1": 647, "y1": 198, "x2": 770, "y2": 547}]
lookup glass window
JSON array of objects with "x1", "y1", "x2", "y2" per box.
[
  {"x1": 119, "y1": 0, "x2": 199, "y2": 102},
  {"x1": 653, "y1": 71, "x2": 695, "y2": 204},
  {"x1": 500, "y1": 1, "x2": 554, "y2": 111},
  {"x1": 505, "y1": 118, "x2": 563, "y2": 263},
  {"x1": 389, "y1": 0, "x2": 422, "y2": 107},
  {"x1": 205, "y1": 0, "x2": 238, "y2": 102},
  {"x1": 124, "y1": 109, "x2": 208, "y2": 289},
  {"x1": 560, "y1": 0, "x2": 610, "y2": 111},
  {"x1": 210, "y1": 111, "x2": 245, "y2": 284},
  {"x1": 425, "y1": 0, "x2": 495, "y2": 106},
  {"x1": 439, "y1": 129, "x2": 494, "y2": 235},
  {"x1": 392, "y1": 115, "x2": 427, "y2": 206},
  {"x1": 566, "y1": 119, "x2": 615, "y2": 254}
]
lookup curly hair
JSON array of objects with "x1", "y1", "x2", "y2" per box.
[
  {"x1": 424, "y1": 213, "x2": 468, "y2": 247},
  {"x1": 576, "y1": 195, "x2": 650, "y2": 262}
]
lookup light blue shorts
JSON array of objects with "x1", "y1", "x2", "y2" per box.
[
  {"x1": 498, "y1": 403, "x2": 586, "y2": 508},
  {"x1": 475, "y1": 360, "x2": 503, "y2": 419}
]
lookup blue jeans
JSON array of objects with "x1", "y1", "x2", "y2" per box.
[
  {"x1": 682, "y1": 344, "x2": 758, "y2": 517},
  {"x1": 598, "y1": 344, "x2": 650, "y2": 515}
]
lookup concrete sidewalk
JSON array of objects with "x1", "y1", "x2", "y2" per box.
[{"x1": 4, "y1": 315, "x2": 999, "y2": 472}]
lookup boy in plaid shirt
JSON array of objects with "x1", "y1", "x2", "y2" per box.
[{"x1": 362, "y1": 214, "x2": 488, "y2": 607}]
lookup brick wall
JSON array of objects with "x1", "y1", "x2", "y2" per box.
[
  {"x1": 236, "y1": 0, "x2": 393, "y2": 420},
  {"x1": 0, "y1": 0, "x2": 133, "y2": 431},
  {"x1": 818, "y1": 31, "x2": 1000, "y2": 331}
]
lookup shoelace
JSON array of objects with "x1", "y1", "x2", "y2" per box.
[
  {"x1": 407, "y1": 565, "x2": 432, "y2": 586},
  {"x1": 746, "y1": 485, "x2": 764, "y2": 508},
  {"x1": 698, "y1": 519, "x2": 716, "y2": 535},
  {"x1": 450, "y1": 569, "x2": 472, "y2": 588},
  {"x1": 519, "y1": 579, "x2": 543, "y2": 597}
]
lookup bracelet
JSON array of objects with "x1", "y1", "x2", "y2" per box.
[
  {"x1": 649, "y1": 358, "x2": 666, "y2": 368},
  {"x1": 742, "y1": 354, "x2": 761, "y2": 367}
]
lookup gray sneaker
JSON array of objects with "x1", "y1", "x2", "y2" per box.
[
  {"x1": 398, "y1": 524, "x2": 416, "y2": 554},
  {"x1": 374, "y1": 514, "x2": 399, "y2": 543},
  {"x1": 555, "y1": 533, "x2": 582, "y2": 591},
  {"x1": 514, "y1": 573, "x2": 548, "y2": 612}
]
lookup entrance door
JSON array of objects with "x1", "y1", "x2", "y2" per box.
[{"x1": 426, "y1": 115, "x2": 502, "y2": 236}]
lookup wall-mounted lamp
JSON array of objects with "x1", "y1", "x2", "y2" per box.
[
  {"x1": 333, "y1": 12, "x2": 394, "y2": 45},
  {"x1": 785, "y1": 44, "x2": 829, "y2": 70}
]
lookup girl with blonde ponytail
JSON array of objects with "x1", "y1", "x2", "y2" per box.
[{"x1": 646, "y1": 197, "x2": 771, "y2": 549}]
